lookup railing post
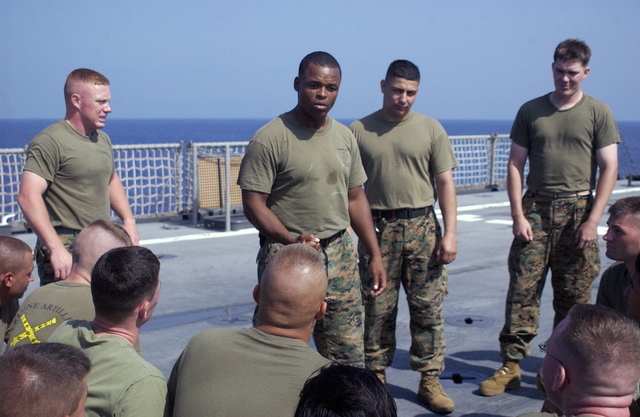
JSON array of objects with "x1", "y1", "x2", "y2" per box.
[
  {"x1": 192, "y1": 143, "x2": 199, "y2": 226},
  {"x1": 487, "y1": 133, "x2": 497, "y2": 189},
  {"x1": 225, "y1": 144, "x2": 232, "y2": 232}
]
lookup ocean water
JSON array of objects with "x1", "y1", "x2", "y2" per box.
[{"x1": 1, "y1": 118, "x2": 639, "y2": 177}]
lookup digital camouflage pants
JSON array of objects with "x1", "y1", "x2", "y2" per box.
[
  {"x1": 35, "y1": 234, "x2": 77, "y2": 286},
  {"x1": 359, "y1": 208, "x2": 448, "y2": 376},
  {"x1": 500, "y1": 192, "x2": 599, "y2": 360},
  {"x1": 256, "y1": 231, "x2": 364, "y2": 366}
]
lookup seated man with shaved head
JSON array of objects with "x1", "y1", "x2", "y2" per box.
[
  {"x1": 165, "y1": 243, "x2": 332, "y2": 417},
  {"x1": 0, "y1": 237, "x2": 34, "y2": 349},
  {"x1": 8, "y1": 220, "x2": 132, "y2": 348},
  {"x1": 518, "y1": 304, "x2": 640, "y2": 417}
]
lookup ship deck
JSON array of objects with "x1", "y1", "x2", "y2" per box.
[{"x1": 15, "y1": 179, "x2": 640, "y2": 417}]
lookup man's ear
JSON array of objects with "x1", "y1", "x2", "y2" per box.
[
  {"x1": 551, "y1": 364, "x2": 569, "y2": 391},
  {"x1": 71, "y1": 93, "x2": 82, "y2": 109},
  {"x1": 253, "y1": 284, "x2": 260, "y2": 304},
  {"x1": 2, "y1": 271, "x2": 13, "y2": 288},
  {"x1": 315, "y1": 301, "x2": 327, "y2": 321},
  {"x1": 380, "y1": 79, "x2": 386, "y2": 94},
  {"x1": 294, "y1": 77, "x2": 300, "y2": 92},
  {"x1": 138, "y1": 300, "x2": 150, "y2": 320}
]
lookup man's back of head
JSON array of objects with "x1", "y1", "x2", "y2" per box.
[
  {"x1": 543, "y1": 304, "x2": 640, "y2": 416},
  {"x1": 0, "y1": 343, "x2": 90, "y2": 417},
  {"x1": 165, "y1": 244, "x2": 331, "y2": 417},
  {"x1": 71, "y1": 220, "x2": 132, "y2": 281},
  {"x1": 295, "y1": 362, "x2": 397, "y2": 417},
  {"x1": 5, "y1": 220, "x2": 134, "y2": 348},
  {"x1": 91, "y1": 246, "x2": 160, "y2": 324},
  {"x1": 255, "y1": 243, "x2": 328, "y2": 334}
]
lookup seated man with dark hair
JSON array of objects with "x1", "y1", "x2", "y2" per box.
[
  {"x1": 0, "y1": 342, "x2": 91, "y2": 417},
  {"x1": 165, "y1": 243, "x2": 332, "y2": 417},
  {"x1": 518, "y1": 304, "x2": 640, "y2": 417},
  {"x1": 295, "y1": 362, "x2": 397, "y2": 417},
  {"x1": 50, "y1": 246, "x2": 166, "y2": 417}
]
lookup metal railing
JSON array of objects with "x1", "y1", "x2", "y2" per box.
[
  {"x1": 1, "y1": 142, "x2": 183, "y2": 227},
  {"x1": 6, "y1": 133, "x2": 633, "y2": 232}
]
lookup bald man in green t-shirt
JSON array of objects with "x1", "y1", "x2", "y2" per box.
[{"x1": 350, "y1": 60, "x2": 458, "y2": 414}]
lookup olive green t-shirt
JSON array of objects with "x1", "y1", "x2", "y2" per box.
[
  {"x1": 237, "y1": 115, "x2": 367, "y2": 239},
  {"x1": 8, "y1": 281, "x2": 94, "y2": 348},
  {"x1": 49, "y1": 320, "x2": 165, "y2": 417},
  {"x1": 1, "y1": 299, "x2": 19, "y2": 345},
  {"x1": 24, "y1": 120, "x2": 115, "y2": 230},
  {"x1": 166, "y1": 327, "x2": 331, "y2": 417},
  {"x1": 511, "y1": 93, "x2": 619, "y2": 193},
  {"x1": 350, "y1": 111, "x2": 458, "y2": 210},
  {"x1": 595, "y1": 262, "x2": 628, "y2": 315}
]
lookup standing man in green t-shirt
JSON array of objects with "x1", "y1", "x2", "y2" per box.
[
  {"x1": 480, "y1": 39, "x2": 620, "y2": 397},
  {"x1": 237, "y1": 51, "x2": 386, "y2": 367},
  {"x1": 350, "y1": 60, "x2": 458, "y2": 414},
  {"x1": 17, "y1": 68, "x2": 139, "y2": 286}
]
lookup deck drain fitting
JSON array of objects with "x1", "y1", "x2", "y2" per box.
[
  {"x1": 440, "y1": 372, "x2": 479, "y2": 384},
  {"x1": 445, "y1": 315, "x2": 494, "y2": 327},
  {"x1": 441, "y1": 372, "x2": 476, "y2": 384}
]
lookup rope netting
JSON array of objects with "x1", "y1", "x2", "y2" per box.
[
  {"x1": 0, "y1": 148, "x2": 26, "y2": 226},
  {"x1": 112, "y1": 143, "x2": 184, "y2": 218},
  {"x1": 1, "y1": 135, "x2": 539, "y2": 226}
]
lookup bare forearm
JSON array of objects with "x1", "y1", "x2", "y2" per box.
[
  {"x1": 242, "y1": 190, "x2": 297, "y2": 245},
  {"x1": 435, "y1": 173, "x2": 457, "y2": 237},
  {"x1": 587, "y1": 165, "x2": 617, "y2": 225},
  {"x1": 18, "y1": 192, "x2": 64, "y2": 251},
  {"x1": 507, "y1": 162, "x2": 525, "y2": 219},
  {"x1": 247, "y1": 206, "x2": 296, "y2": 244},
  {"x1": 348, "y1": 192, "x2": 381, "y2": 258},
  {"x1": 108, "y1": 174, "x2": 135, "y2": 223},
  {"x1": 108, "y1": 173, "x2": 139, "y2": 244}
]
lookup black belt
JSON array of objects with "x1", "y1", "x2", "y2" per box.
[
  {"x1": 371, "y1": 207, "x2": 427, "y2": 220},
  {"x1": 54, "y1": 226, "x2": 81, "y2": 235},
  {"x1": 259, "y1": 229, "x2": 345, "y2": 249},
  {"x1": 529, "y1": 190, "x2": 591, "y2": 199}
]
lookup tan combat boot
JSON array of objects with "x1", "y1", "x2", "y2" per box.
[
  {"x1": 478, "y1": 360, "x2": 521, "y2": 396},
  {"x1": 417, "y1": 374, "x2": 454, "y2": 414}
]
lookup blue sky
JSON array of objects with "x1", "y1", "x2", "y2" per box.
[{"x1": 1, "y1": 1, "x2": 639, "y2": 121}]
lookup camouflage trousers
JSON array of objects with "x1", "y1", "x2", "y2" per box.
[
  {"x1": 256, "y1": 231, "x2": 364, "y2": 366},
  {"x1": 359, "y1": 207, "x2": 448, "y2": 375},
  {"x1": 500, "y1": 191, "x2": 599, "y2": 360},
  {"x1": 35, "y1": 234, "x2": 78, "y2": 286}
]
